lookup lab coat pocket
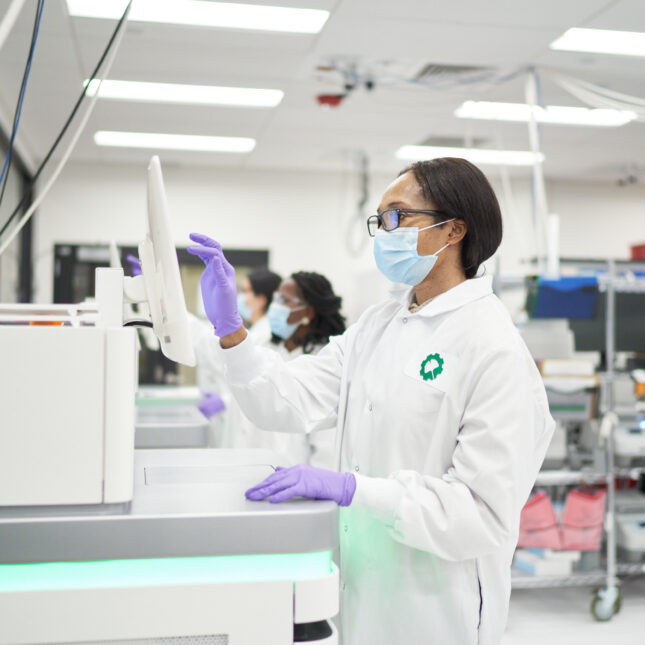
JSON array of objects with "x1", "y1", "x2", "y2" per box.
[
  {"x1": 403, "y1": 350, "x2": 459, "y2": 393},
  {"x1": 401, "y1": 350, "x2": 459, "y2": 416}
]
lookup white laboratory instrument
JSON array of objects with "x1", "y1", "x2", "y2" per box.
[
  {"x1": 614, "y1": 422, "x2": 645, "y2": 467},
  {"x1": 135, "y1": 405, "x2": 211, "y2": 448},
  {"x1": 0, "y1": 449, "x2": 339, "y2": 644},
  {"x1": 0, "y1": 309, "x2": 137, "y2": 506},
  {"x1": 616, "y1": 511, "x2": 645, "y2": 563},
  {"x1": 0, "y1": 156, "x2": 340, "y2": 643},
  {"x1": 0, "y1": 156, "x2": 194, "y2": 508}
]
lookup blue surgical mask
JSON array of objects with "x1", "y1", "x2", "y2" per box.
[
  {"x1": 237, "y1": 293, "x2": 253, "y2": 322},
  {"x1": 373, "y1": 220, "x2": 454, "y2": 286},
  {"x1": 267, "y1": 302, "x2": 302, "y2": 339}
]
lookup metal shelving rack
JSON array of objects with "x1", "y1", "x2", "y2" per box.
[{"x1": 511, "y1": 259, "x2": 645, "y2": 620}]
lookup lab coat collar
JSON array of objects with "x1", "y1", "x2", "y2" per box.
[{"x1": 402, "y1": 275, "x2": 493, "y2": 319}]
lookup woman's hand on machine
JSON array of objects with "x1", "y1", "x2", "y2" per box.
[{"x1": 245, "y1": 464, "x2": 356, "y2": 506}]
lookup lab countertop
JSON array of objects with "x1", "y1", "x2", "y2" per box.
[{"x1": 0, "y1": 449, "x2": 338, "y2": 564}]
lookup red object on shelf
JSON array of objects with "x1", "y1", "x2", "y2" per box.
[
  {"x1": 630, "y1": 243, "x2": 645, "y2": 260},
  {"x1": 316, "y1": 94, "x2": 344, "y2": 107},
  {"x1": 562, "y1": 488, "x2": 606, "y2": 527},
  {"x1": 517, "y1": 490, "x2": 562, "y2": 549},
  {"x1": 560, "y1": 487, "x2": 606, "y2": 551}
]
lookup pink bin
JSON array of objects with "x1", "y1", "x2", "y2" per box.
[
  {"x1": 561, "y1": 524, "x2": 603, "y2": 551},
  {"x1": 562, "y1": 488, "x2": 606, "y2": 528},
  {"x1": 517, "y1": 490, "x2": 562, "y2": 550},
  {"x1": 560, "y1": 488, "x2": 606, "y2": 551}
]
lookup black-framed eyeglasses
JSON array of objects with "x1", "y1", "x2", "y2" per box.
[{"x1": 366, "y1": 208, "x2": 450, "y2": 237}]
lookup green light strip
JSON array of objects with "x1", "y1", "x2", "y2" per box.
[
  {"x1": 136, "y1": 399, "x2": 200, "y2": 408},
  {"x1": 0, "y1": 551, "x2": 332, "y2": 593},
  {"x1": 549, "y1": 404, "x2": 587, "y2": 412}
]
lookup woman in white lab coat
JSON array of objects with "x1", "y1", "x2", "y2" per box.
[
  {"x1": 187, "y1": 157, "x2": 555, "y2": 645},
  {"x1": 237, "y1": 271, "x2": 345, "y2": 466}
]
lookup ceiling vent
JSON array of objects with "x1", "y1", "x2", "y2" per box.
[
  {"x1": 414, "y1": 63, "x2": 492, "y2": 81},
  {"x1": 418, "y1": 135, "x2": 489, "y2": 148}
]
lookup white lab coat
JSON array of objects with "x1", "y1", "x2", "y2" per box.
[
  {"x1": 191, "y1": 313, "x2": 335, "y2": 463},
  {"x1": 190, "y1": 313, "x2": 272, "y2": 392},
  {"x1": 247, "y1": 313, "x2": 272, "y2": 345},
  {"x1": 222, "y1": 276, "x2": 554, "y2": 645},
  {"x1": 229, "y1": 339, "x2": 336, "y2": 466}
]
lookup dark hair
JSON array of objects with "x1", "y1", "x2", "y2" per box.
[
  {"x1": 272, "y1": 271, "x2": 346, "y2": 353},
  {"x1": 248, "y1": 268, "x2": 281, "y2": 314},
  {"x1": 400, "y1": 158, "x2": 502, "y2": 279}
]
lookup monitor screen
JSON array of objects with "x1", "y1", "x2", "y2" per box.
[
  {"x1": 139, "y1": 156, "x2": 195, "y2": 366},
  {"x1": 569, "y1": 291, "x2": 645, "y2": 353}
]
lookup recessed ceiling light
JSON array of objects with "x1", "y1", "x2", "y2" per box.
[
  {"x1": 550, "y1": 27, "x2": 645, "y2": 58},
  {"x1": 455, "y1": 101, "x2": 636, "y2": 127},
  {"x1": 85, "y1": 79, "x2": 283, "y2": 108},
  {"x1": 66, "y1": 0, "x2": 329, "y2": 34},
  {"x1": 395, "y1": 145, "x2": 544, "y2": 167},
  {"x1": 94, "y1": 131, "x2": 256, "y2": 153}
]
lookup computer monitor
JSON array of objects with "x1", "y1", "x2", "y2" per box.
[
  {"x1": 569, "y1": 291, "x2": 645, "y2": 353},
  {"x1": 138, "y1": 156, "x2": 196, "y2": 366}
]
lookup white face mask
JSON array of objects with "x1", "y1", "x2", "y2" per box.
[{"x1": 373, "y1": 219, "x2": 455, "y2": 286}]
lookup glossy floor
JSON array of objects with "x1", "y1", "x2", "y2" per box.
[{"x1": 502, "y1": 576, "x2": 645, "y2": 644}]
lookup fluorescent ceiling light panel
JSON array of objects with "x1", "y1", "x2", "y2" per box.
[
  {"x1": 94, "y1": 131, "x2": 256, "y2": 153},
  {"x1": 456, "y1": 101, "x2": 636, "y2": 127},
  {"x1": 396, "y1": 146, "x2": 543, "y2": 167},
  {"x1": 66, "y1": 0, "x2": 329, "y2": 34},
  {"x1": 85, "y1": 79, "x2": 283, "y2": 108},
  {"x1": 551, "y1": 27, "x2": 645, "y2": 58}
]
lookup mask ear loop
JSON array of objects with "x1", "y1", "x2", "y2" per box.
[{"x1": 417, "y1": 217, "x2": 456, "y2": 234}]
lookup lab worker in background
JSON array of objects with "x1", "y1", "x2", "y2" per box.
[
  {"x1": 231, "y1": 271, "x2": 345, "y2": 466},
  {"x1": 188, "y1": 157, "x2": 555, "y2": 645},
  {"x1": 236, "y1": 268, "x2": 282, "y2": 345}
]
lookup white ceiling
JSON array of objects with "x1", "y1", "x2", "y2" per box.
[{"x1": 2, "y1": 0, "x2": 645, "y2": 181}]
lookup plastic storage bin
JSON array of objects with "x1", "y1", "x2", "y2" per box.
[
  {"x1": 561, "y1": 488, "x2": 606, "y2": 551},
  {"x1": 518, "y1": 490, "x2": 562, "y2": 549}
]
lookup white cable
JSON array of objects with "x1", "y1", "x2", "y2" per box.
[
  {"x1": 0, "y1": 3, "x2": 132, "y2": 258},
  {"x1": 0, "y1": 0, "x2": 27, "y2": 54},
  {"x1": 557, "y1": 73, "x2": 645, "y2": 109},
  {"x1": 525, "y1": 70, "x2": 549, "y2": 272},
  {"x1": 548, "y1": 71, "x2": 645, "y2": 121}
]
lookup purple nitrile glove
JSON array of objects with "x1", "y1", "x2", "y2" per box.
[
  {"x1": 186, "y1": 232, "x2": 243, "y2": 338},
  {"x1": 126, "y1": 254, "x2": 142, "y2": 276},
  {"x1": 198, "y1": 391, "x2": 226, "y2": 419},
  {"x1": 245, "y1": 464, "x2": 356, "y2": 506}
]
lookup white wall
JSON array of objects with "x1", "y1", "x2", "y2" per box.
[
  {"x1": 32, "y1": 162, "x2": 645, "y2": 323},
  {"x1": 550, "y1": 180, "x2": 645, "y2": 260}
]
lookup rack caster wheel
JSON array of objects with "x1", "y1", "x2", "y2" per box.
[{"x1": 591, "y1": 587, "x2": 621, "y2": 622}]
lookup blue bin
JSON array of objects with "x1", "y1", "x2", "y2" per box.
[{"x1": 532, "y1": 276, "x2": 598, "y2": 320}]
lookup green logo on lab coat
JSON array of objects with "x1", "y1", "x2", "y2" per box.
[{"x1": 420, "y1": 353, "x2": 444, "y2": 381}]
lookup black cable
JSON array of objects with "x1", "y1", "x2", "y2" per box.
[
  {"x1": 0, "y1": 0, "x2": 44, "y2": 211},
  {"x1": 124, "y1": 320, "x2": 154, "y2": 328},
  {"x1": 0, "y1": 1, "x2": 132, "y2": 240}
]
